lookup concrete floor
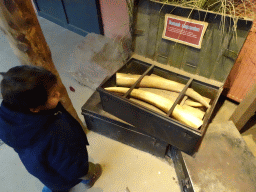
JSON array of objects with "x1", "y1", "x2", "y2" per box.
[
  {"x1": 0, "y1": 16, "x2": 255, "y2": 192},
  {"x1": 211, "y1": 95, "x2": 256, "y2": 157}
]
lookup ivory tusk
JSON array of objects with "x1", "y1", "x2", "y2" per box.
[
  {"x1": 181, "y1": 105, "x2": 205, "y2": 119},
  {"x1": 136, "y1": 88, "x2": 205, "y2": 119},
  {"x1": 129, "y1": 98, "x2": 204, "y2": 120},
  {"x1": 185, "y1": 100, "x2": 204, "y2": 107},
  {"x1": 116, "y1": 73, "x2": 210, "y2": 108},
  {"x1": 105, "y1": 87, "x2": 203, "y2": 129},
  {"x1": 129, "y1": 98, "x2": 166, "y2": 115}
]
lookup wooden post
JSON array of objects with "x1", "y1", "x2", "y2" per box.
[
  {"x1": 0, "y1": 0, "x2": 87, "y2": 133},
  {"x1": 230, "y1": 82, "x2": 256, "y2": 131}
]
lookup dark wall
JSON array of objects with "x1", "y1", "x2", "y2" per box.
[{"x1": 33, "y1": 0, "x2": 103, "y2": 36}]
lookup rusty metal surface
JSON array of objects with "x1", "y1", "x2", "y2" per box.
[{"x1": 179, "y1": 121, "x2": 256, "y2": 192}]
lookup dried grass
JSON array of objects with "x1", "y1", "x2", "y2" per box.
[
  {"x1": 156, "y1": 0, "x2": 255, "y2": 19},
  {"x1": 125, "y1": 0, "x2": 255, "y2": 45},
  {"x1": 151, "y1": 0, "x2": 255, "y2": 38}
]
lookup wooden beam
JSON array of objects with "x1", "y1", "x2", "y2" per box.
[
  {"x1": 0, "y1": 0, "x2": 87, "y2": 133},
  {"x1": 230, "y1": 82, "x2": 256, "y2": 131}
]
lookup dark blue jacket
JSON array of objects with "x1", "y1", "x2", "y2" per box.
[{"x1": 0, "y1": 101, "x2": 89, "y2": 191}]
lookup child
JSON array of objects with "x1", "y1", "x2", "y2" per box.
[{"x1": 0, "y1": 65, "x2": 102, "y2": 192}]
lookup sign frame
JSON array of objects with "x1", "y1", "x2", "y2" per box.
[{"x1": 162, "y1": 14, "x2": 208, "y2": 49}]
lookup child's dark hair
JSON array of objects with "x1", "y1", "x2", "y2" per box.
[{"x1": 0, "y1": 65, "x2": 57, "y2": 111}]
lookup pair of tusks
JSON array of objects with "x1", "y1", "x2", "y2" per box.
[
  {"x1": 116, "y1": 73, "x2": 210, "y2": 108},
  {"x1": 136, "y1": 88, "x2": 205, "y2": 119},
  {"x1": 105, "y1": 87, "x2": 203, "y2": 129}
]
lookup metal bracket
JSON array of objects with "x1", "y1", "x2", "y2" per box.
[
  {"x1": 223, "y1": 49, "x2": 238, "y2": 60},
  {"x1": 134, "y1": 29, "x2": 144, "y2": 36},
  {"x1": 181, "y1": 177, "x2": 192, "y2": 192}
]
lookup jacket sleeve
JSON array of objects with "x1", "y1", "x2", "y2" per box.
[{"x1": 46, "y1": 115, "x2": 89, "y2": 181}]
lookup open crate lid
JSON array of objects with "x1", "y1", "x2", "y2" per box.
[{"x1": 131, "y1": 0, "x2": 253, "y2": 87}]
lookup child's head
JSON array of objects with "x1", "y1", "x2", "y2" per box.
[{"x1": 0, "y1": 65, "x2": 60, "y2": 113}]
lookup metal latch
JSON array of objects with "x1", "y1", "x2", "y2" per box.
[
  {"x1": 223, "y1": 49, "x2": 238, "y2": 60},
  {"x1": 134, "y1": 29, "x2": 144, "y2": 36},
  {"x1": 54, "y1": 111, "x2": 62, "y2": 116},
  {"x1": 181, "y1": 177, "x2": 192, "y2": 192}
]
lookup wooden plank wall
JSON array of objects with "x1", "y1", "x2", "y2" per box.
[
  {"x1": 133, "y1": 0, "x2": 252, "y2": 85},
  {"x1": 225, "y1": 22, "x2": 256, "y2": 102}
]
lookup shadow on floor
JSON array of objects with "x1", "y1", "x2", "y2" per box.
[
  {"x1": 240, "y1": 115, "x2": 256, "y2": 143},
  {"x1": 209, "y1": 94, "x2": 238, "y2": 123},
  {"x1": 210, "y1": 94, "x2": 256, "y2": 142},
  {"x1": 210, "y1": 94, "x2": 226, "y2": 122}
]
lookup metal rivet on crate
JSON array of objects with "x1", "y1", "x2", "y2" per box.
[
  {"x1": 102, "y1": 96, "x2": 109, "y2": 102},
  {"x1": 183, "y1": 132, "x2": 192, "y2": 140},
  {"x1": 87, "y1": 116, "x2": 93, "y2": 122},
  {"x1": 155, "y1": 142, "x2": 160, "y2": 147}
]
